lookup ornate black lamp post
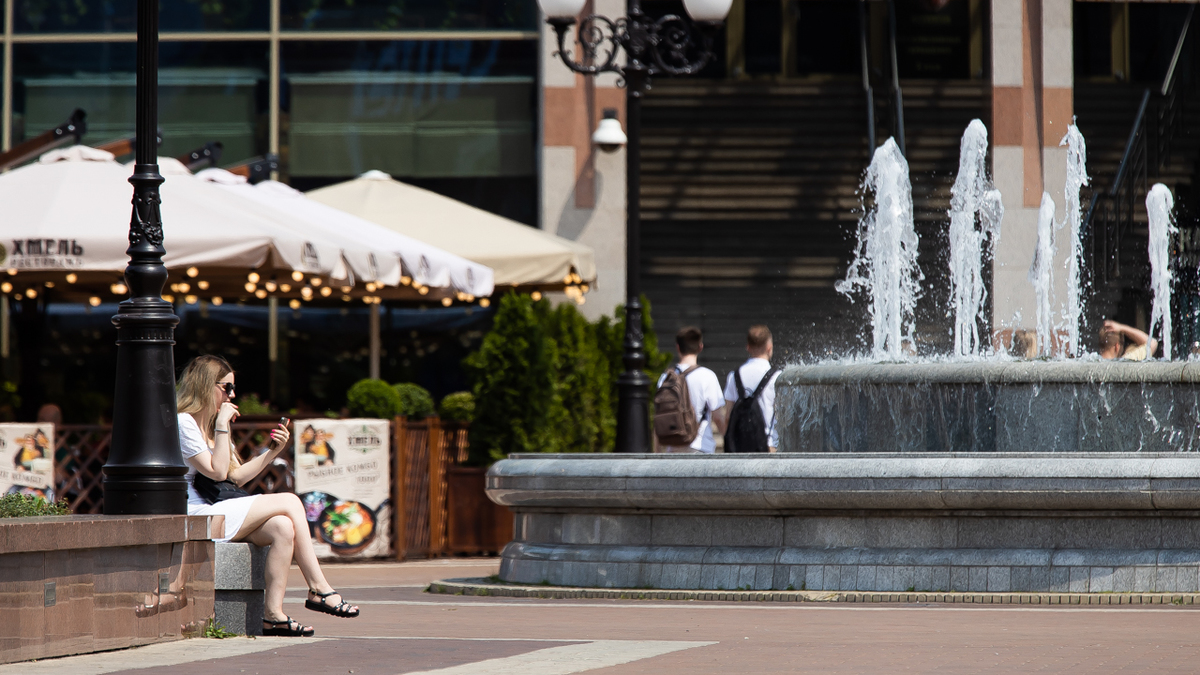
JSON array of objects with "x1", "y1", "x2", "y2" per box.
[
  {"x1": 539, "y1": 0, "x2": 730, "y2": 453},
  {"x1": 102, "y1": 0, "x2": 187, "y2": 514}
]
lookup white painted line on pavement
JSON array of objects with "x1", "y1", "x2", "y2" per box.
[
  {"x1": 286, "y1": 584, "x2": 430, "y2": 590},
  {"x1": 0, "y1": 637, "x2": 325, "y2": 675},
  {"x1": 401, "y1": 640, "x2": 715, "y2": 675},
  {"x1": 285, "y1": 598, "x2": 1200, "y2": 613}
]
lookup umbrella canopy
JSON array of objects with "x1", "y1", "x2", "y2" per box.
[
  {"x1": 195, "y1": 169, "x2": 494, "y2": 299},
  {"x1": 0, "y1": 147, "x2": 483, "y2": 304},
  {"x1": 306, "y1": 170, "x2": 596, "y2": 292}
]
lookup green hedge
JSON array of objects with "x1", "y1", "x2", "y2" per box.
[
  {"x1": 345, "y1": 379, "x2": 401, "y2": 419},
  {"x1": 439, "y1": 392, "x2": 475, "y2": 423},
  {"x1": 394, "y1": 382, "x2": 435, "y2": 418},
  {"x1": 463, "y1": 293, "x2": 670, "y2": 465}
]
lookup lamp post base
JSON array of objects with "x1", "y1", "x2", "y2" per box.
[{"x1": 102, "y1": 471, "x2": 188, "y2": 515}]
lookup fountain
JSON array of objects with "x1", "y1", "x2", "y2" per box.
[
  {"x1": 1030, "y1": 192, "x2": 1057, "y2": 356},
  {"x1": 486, "y1": 127, "x2": 1200, "y2": 597},
  {"x1": 836, "y1": 138, "x2": 922, "y2": 359},
  {"x1": 946, "y1": 119, "x2": 1003, "y2": 357},
  {"x1": 1061, "y1": 125, "x2": 1088, "y2": 356},
  {"x1": 1147, "y1": 183, "x2": 1177, "y2": 360}
]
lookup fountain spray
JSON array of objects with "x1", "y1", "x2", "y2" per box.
[
  {"x1": 1060, "y1": 125, "x2": 1088, "y2": 357},
  {"x1": 837, "y1": 138, "x2": 923, "y2": 360},
  {"x1": 1029, "y1": 192, "x2": 1057, "y2": 356},
  {"x1": 1146, "y1": 183, "x2": 1176, "y2": 360},
  {"x1": 948, "y1": 119, "x2": 1004, "y2": 357}
]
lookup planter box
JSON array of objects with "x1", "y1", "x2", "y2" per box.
[
  {"x1": 0, "y1": 514, "x2": 218, "y2": 665},
  {"x1": 447, "y1": 466, "x2": 512, "y2": 555}
]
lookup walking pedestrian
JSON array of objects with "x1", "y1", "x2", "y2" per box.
[
  {"x1": 654, "y1": 326, "x2": 727, "y2": 453},
  {"x1": 723, "y1": 325, "x2": 780, "y2": 453}
]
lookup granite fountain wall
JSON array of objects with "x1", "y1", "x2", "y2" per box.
[{"x1": 487, "y1": 362, "x2": 1200, "y2": 593}]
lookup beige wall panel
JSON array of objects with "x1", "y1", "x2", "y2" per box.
[
  {"x1": 1042, "y1": 0, "x2": 1073, "y2": 88},
  {"x1": 542, "y1": 145, "x2": 627, "y2": 319},
  {"x1": 991, "y1": 0, "x2": 1024, "y2": 87}
]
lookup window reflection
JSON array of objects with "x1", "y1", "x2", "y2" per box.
[
  {"x1": 281, "y1": 0, "x2": 537, "y2": 31},
  {"x1": 13, "y1": 42, "x2": 268, "y2": 163},
  {"x1": 14, "y1": 1, "x2": 268, "y2": 33},
  {"x1": 282, "y1": 40, "x2": 536, "y2": 222}
]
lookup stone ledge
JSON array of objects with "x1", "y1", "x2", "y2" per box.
[
  {"x1": 487, "y1": 454, "x2": 1200, "y2": 511},
  {"x1": 428, "y1": 578, "x2": 1200, "y2": 605},
  {"x1": 0, "y1": 514, "x2": 220, "y2": 554}
]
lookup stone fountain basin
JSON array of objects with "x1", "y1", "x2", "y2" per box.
[
  {"x1": 488, "y1": 453, "x2": 1200, "y2": 593},
  {"x1": 775, "y1": 361, "x2": 1200, "y2": 454}
]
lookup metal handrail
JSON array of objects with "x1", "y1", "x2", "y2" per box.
[
  {"x1": 858, "y1": 0, "x2": 875, "y2": 154},
  {"x1": 1162, "y1": 6, "x2": 1194, "y2": 97},
  {"x1": 886, "y1": 0, "x2": 905, "y2": 156}
]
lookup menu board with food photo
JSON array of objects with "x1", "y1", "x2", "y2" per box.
[
  {"x1": 294, "y1": 418, "x2": 391, "y2": 559},
  {"x1": 0, "y1": 423, "x2": 55, "y2": 502}
]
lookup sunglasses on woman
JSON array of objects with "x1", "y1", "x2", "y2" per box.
[{"x1": 217, "y1": 382, "x2": 235, "y2": 397}]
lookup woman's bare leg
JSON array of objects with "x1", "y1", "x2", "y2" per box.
[
  {"x1": 234, "y1": 493, "x2": 358, "y2": 613},
  {"x1": 245, "y1": 515, "x2": 295, "y2": 623}
]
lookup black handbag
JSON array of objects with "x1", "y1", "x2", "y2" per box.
[{"x1": 193, "y1": 473, "x2": 250, "y2": 504}]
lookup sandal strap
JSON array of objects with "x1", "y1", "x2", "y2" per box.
[
  {"x1": 309, "y1": 589, "x2": 338, "y2": 598},
  {"x1": 264, "y1": 616, "x2": 298, "y2": 627}
]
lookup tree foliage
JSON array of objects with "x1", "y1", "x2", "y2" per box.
[{"x1": 463, "y1": 293, "x2": 670, "y2": 464}]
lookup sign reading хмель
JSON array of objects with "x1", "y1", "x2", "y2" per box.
[
  {"x1": 0, "y1": 423, "x2": 56, "y2": 502},
  {"x1": 293, "y1": 418, "x2": 391, "y2": 559}
]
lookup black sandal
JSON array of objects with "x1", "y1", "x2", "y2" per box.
[
  {"x1": 262, "y1": 616, "x2": 315, "y2": 637},
  {"x1": 305, "y1": 589, "x2": 360, "y2": 618}
]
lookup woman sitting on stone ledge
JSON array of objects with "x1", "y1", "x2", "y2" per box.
[{"x1": 177, "y1": 355, "x2": 360, "y2": 637}]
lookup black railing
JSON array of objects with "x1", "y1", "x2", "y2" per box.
[
  {"x1": 858, "y1": 0, "x2": 876, "y2": 154},
  {"x1": 887, "y1": 0, "x2": 906, "y2": 156},
  {"x1": 1084, "y1": 6, "x2": 1193, "y2": 286}
]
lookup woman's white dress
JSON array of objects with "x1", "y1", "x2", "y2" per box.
[{"x1": 178, "y1": 413, "x2": 258, "y2": 543}]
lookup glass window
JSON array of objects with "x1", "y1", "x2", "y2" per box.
[
  {"x1": 14, "y1": 1, "x2": 268, "y2": 34},
  {"x1": 282, "y1": 40, "x2": 536, "y2": 180},
  {"x1": 13, "y1": 41, "x2": 268, "y2": 164},
  {"x1": 280, "y1": 0, "x2": 537, "y2": 32}
]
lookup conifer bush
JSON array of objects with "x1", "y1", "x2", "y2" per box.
[
  {"x1": 393, "y1": 383, "x2": 435, "y2": 418},
  {"x1": 346, "y1": 378, "x2": 401, "y2": 419},
  {"x1": 463, "y1": 292, "x2": 671, "y2": 464}
]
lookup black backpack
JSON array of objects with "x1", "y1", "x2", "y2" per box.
[{"x1": 724, "y1": 366, "x2": 778, "y2": 453}]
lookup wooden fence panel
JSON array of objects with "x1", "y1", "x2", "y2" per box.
[{"x1": 50, "y1": 418, "x2": 480, "y2": 561}]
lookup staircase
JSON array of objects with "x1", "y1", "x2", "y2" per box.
[
  {"x1": 1073, "y1": 81, "x2": 1200, "y2": 341},
  {"x1": 639, "y1": 78, "x2": 989, "y2": 374}
]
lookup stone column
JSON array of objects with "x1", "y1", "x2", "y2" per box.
[
  {"x1": 540, "y1": 0, "x2": 627, "y2": 319},
  {"x1": 990, "y1": 0, "x2": 1073, "y2": 348}
]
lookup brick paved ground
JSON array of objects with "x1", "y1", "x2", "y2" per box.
[{"x1": 9, "y1": 558, "x2": 1200, "y2": 674}]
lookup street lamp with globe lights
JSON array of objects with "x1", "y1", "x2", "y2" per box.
[{"x1": 538, "y1": 0, "x2": 731, "y2": 453}]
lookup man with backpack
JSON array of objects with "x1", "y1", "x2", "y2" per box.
[
  {"x1": 654, "y1": 326, "x2": 727, "y2": 453},
  {"x1": 723, "y1": 325, "x2": 780, "y2": 453}
]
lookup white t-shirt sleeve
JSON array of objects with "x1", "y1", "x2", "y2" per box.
[
  {"x1": 177, "y1": 414, "x2": 209, "y2": 459},
  {"x1": 724, "y1": 371, "x2": 738, "y2": 403}
]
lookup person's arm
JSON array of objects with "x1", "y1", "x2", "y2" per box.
[
  {"x1": 184, "y1": 403, "x2": 239, "y2": 481},
  {"x1": 1105, "y1": 320, "x2": 1158, "y2": 357},
  {"x1": 228, "y1": 422, "x2": 290, "y2": 486}
]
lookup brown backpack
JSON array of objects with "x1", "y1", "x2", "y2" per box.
[{"x1": 654, "y1": 366, "x2": 701, "y2": 446}]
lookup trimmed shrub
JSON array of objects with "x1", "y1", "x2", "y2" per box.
[
  {"x1": 543, "y1": 302, "x2": 613, "y2": 454},
  {"x1": 237, "y1": 393, "x2": 272, "y2": 415},
  {"x1": 345, "y1": 378, "x2": 401, "y2": 419},
  {"x1": 439, "y1": 392, "x2": 475, "y2": 423},
  {"x1": 394, "y1": 382, "x2": 435, "y2": 418},
  {"x1": 0, "y1": 493, "x2": 70, "y2": 518}
]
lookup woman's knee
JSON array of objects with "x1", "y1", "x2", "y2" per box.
[{"x1": 264, "y1": 514, "x2": 294, "y2": 544}]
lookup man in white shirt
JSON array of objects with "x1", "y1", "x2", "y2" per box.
[
  {"x1": 723, "y1": 325, "x2": 781, "y2": 452},
  {"x1": 656, "y1": 326, "x2": 727, "y2": 453}
]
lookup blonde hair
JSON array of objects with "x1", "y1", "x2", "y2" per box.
[{"x1": 177, "y1": 355, "x2": 240, "y2": 467}]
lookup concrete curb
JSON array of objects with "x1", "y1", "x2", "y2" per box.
[{"x1": 428, "y1": 577, "x2": 1200, "y2": 605}]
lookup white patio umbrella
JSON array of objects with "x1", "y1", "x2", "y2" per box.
[
  {"x1": 306, "y1": 170, "x2": 596, "y2": 293},
  {"x1": 194, "y1": 168, "x2": 494, "y2": 299},
  {"x1": 0, "y1": 146, "x2": 359, "y2": 285}
]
